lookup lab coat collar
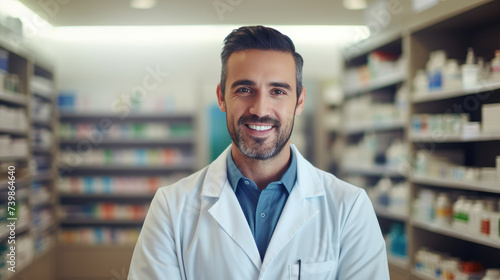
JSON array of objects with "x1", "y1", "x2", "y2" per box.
[
  {"x1": 291, "y1": 144, "x2": 325, "y2": 198},
  {"x1": 202, "y1": 144, "x2": 325, "y2": 199},
  {"x1": 204, "y1": 144, "x2": 261, "y2": 269}
]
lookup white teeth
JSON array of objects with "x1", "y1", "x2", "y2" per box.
[{"x1": 248, "y1": 124, "x2": 272, "y2": 131}]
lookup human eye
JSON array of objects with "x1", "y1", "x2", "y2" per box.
[
  {"x1": 271, "y1": 89, "x2": 286, "y2": 95},
  {"x1": 235, "y1": 87, "x2": 252, "y2": 94}
]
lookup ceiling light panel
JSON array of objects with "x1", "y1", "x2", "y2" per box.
[{"x1": 130, "y1": 0, "x2": 157, "y2": 9}]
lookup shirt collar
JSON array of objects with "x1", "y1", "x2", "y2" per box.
[{"x1": 226, "y1": 146, "x2": 297, "y2": 193}]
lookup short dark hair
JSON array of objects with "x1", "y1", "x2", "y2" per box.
[{"x1": 220, "y1": 26, "x2": 304, "y2": 98}]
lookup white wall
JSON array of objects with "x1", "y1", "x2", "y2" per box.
[{"x1": 45, "y1": 25, "x2": 355, "y2": 114}]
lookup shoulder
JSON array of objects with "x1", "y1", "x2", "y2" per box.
[
  {"x1": 297, "y1": 156, "x2": 369, "y2": 219},
  {"x1": 153, "y1": 145, "x2": 231, "y2": 210},
  {"x1": 146, "y1": 167, "x2": 209, "y2": 220},
  {"x1": 296, "y1": 153, "x2": 364, "y2": 203},
  {"x1": 155, "y1": 165, "x2": 210, "y2": 202},
  {"x1": 322, "y1": 170, "x2": 364, "y2": 200},
  {"x1": 293, "y1": 145, "x2": 364, "y2": 203}
]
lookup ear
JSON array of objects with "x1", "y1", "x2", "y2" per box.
[
  {"x1": 294, "y1": 86, "x2": 306, "y2": 116},
  {"x1": 216, "y1": 83, "x2": 226, "y2": 112}
]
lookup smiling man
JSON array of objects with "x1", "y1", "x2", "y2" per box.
[
  {"x1": 219, "y1": 48, "x2": 303, "y2": 191},
  {"x1": 128, "y1": 26, "x2": 389, "y2": 280}
]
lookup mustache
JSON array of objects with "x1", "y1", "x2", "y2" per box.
[{"x1": 238, "y1": 115, "x2": 280, "y2": 127}]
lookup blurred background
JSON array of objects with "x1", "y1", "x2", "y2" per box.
[{"x1": 1, "y1": 0, "x2": 500, "y2": 279}]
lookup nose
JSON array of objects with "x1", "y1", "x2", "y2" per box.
[{"x1": 249, "y1": 93, "x2": 271, "y2": 117}]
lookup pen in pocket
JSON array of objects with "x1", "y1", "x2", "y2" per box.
[{"x1": 298, "y1": 259, "x2": 302, "y2": 280}]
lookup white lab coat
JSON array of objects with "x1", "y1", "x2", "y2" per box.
[{"x1": 128, "y1": 145, "x2": 389, "y2": 280}]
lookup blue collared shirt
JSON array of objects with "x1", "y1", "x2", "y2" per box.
[{"x1": 226, "y1": 147, "x2": 297, "y2": 261}]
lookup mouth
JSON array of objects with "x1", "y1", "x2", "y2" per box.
[
  {"x1": 238, "y1": 115, "x2": 280, "y2": 135},
  {"x1": 246, "y1": 124, "x2": 273, "y2": 131}
]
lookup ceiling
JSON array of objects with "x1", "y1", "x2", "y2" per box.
[{"x1": 17, "y1": 0, "x2": 366, "y2": 26}]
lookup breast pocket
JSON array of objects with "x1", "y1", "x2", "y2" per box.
[{"x1": 288, "y1": 259, "x2": 336, "y2": 280}]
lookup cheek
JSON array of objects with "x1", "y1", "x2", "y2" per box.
[
  {"x1": 225, "y1": 109, "x2": 239, "y2": 126},
  {"x1": 279, "y1": 105, "x2": 297, "y2": 120},
  {"x1": 227, "y1": 103, "x2": 246, "y2": 119}
]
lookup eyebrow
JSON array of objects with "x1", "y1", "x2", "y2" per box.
[
  {"x1": 269, "y1": 82, "x2": 292, "y2": 91},
  {"x1": 231, "y1": 79, "x2": 255, "y2": 89},
  {"x1": 230, "y1": 79, "x2": 293, "y2": 91}
]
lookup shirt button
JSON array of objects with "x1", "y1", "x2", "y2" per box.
[
  {"x1": 260, "y1": 213, "x2": 266, "y2": 218},
  {"x1": 244, "y1": 180, "x2": 250, "y2": 185}
]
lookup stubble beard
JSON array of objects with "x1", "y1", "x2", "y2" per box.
[{"x1": 228, "y1": 115, "x2": 294, "y2": 160}]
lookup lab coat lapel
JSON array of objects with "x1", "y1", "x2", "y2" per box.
[
  {"x1": 204, "y1": 146, "x2": 262, "y2": 270},
  {"x1": 260, "y1": 145, "x2": 324, "y2": 274}
]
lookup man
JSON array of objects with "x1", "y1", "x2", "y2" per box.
[{"x1": 128, "y1": 26, "x2": 389, "y2": 280}]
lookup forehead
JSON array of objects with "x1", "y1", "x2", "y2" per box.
[{"x1": 226, "y1": 49, "x2": 296, "y2": 84}]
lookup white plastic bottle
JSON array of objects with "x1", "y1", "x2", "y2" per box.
[
  {"x1": 414, "y1": 196, "x2": 422, "y2": 221},
  {"x1": 491, "y1": 50, "x2": 500, "y2": 82},
  {"x1": 470, "y1": 200, "x2": 485, "y2": 235},
  {"x1": 496, "y1": 155, "x2": 500, "y2": 180},
  {"x1": 480, "y1": 200, "x2": 495, "y2": 237},
  {"x1": 462, "y1": 199, "x2": 473, "y2": 233},
  {"x1": 421, "y1": 189, "x2": 436, "y2": 223},
  {"x1": 453, "y1": 196, "x2": 466, "y2": 231},
  {"x1": 482, "y1": 269, "x2": 500, "y2": 280},
  {"x1": 436, "y1": 192, "x2": 452, "y2": 226},
  {"x1": 491, "y1": 210, "x2": 500, "y2": 242},
  {"x1": 462, "y1": 48, "x2": 480, "y2": 89}
]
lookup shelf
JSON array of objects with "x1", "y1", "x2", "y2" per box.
[
  {"x1": 59, "y1": 193, "x2": 155, "y2": 199},
  {"x1": 32, "y1": 119, "x2": 52, "y2": 127},
  {"x1": 410, "y1": 132, "x2": 500, "y2": 143},
  {"x1": 0, "y1": 177, "x2": 30, "y2": 190},
  {"x1": 33, "y1": 221, "x2": 58, "y2": 236},
  {"x1": 32, "y1": 198, "x2": 56, "y2": 209},
  {"x1": 59, "y1": 112, "x2": 194, "y2": 121},
  {"x1": 374, "y1": 205, "x2": 409, "y2": 222},
  {"x1": 412, "y1": 81, "x2": 500, "y2": 103},
  {"x1": 0, "y1": 90, "x2": 28, "y2": 106},
  {"x1": 345, "y1": 72, "x2": 406, "y2": 96},
  {"x1": 0, "y1": 180, "x2": 13, "y2": 190},
  {"x1": 388, "y1": 255, "x2": 409, "y2": 270},
  {"x1": 411, "y1": 174, "x2": 500, "y2": 193},
  {"x1": 342, "y1": 30, "x2": 403, "y2": 60},
  {"x1": 411, "y1": 218, "x2": 500, "y2": 249},
  {"x1": 32, "y1": 145, "x2": 53, "y2": 153},
  {"x1": 67, "y1": 163, "x2": 195, "y2": 172},
  {"x1": 325, "y1": 126, "x2": 341, "y2": 133},
  {"x1": 60, "y1": 218, "x2": 145, "y2": 226},
  {"x1": 0, "y1": 223, "x2": 31, "y2": 242},
  {"x1": 0, "y1": 155, "x2": 28, "y2": 162},
  {"x1": 59, "y1": 243, "x2": 136, "y2": 250},
  {"x1": 341, "y1": 164, "x2": 407, "y2": 177},
  {"x1": 59, "y1": 137, "x2": 194, "y2": 146},
  {"x1": 32, "y1": 171, "x2": 53, "y2": 182},
  {"x1": 0, "y1": 127, "x2": 28, "y2": 136},
  {"x1": 344, "y1": 120, "x2": 406, "y2": 135},
  {"x1": 32, "y1": 91, "x2": 55, "y2": 101}
]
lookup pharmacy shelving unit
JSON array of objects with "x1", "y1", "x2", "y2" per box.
[
  {"x1": 407, "y1": 1, "x2": 500, "y2": 279},
  {"x1": 0, "y1": 38, "x2": 58, "y2": 280},
  {"x1": 57, "y1": 111, "x2": 197, "y2": 280},
  {"x1": 321, "y1": 92, "x2": 343, "y2": 174},
  {"x1": 336, "y1": 1, "x2": 500, "y2": 279},
  {"x1": 340, "y1": 32, "x2": 411, "y2": 280}
]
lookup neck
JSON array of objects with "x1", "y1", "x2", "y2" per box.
[{"x1": 231, "y1": 144, "x2": 292, "y2": 191}]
